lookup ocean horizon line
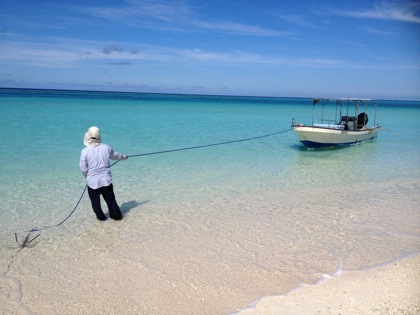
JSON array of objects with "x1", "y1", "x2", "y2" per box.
[{"x1": 1, "y1": 86, "x2": 419, "y2": 103}]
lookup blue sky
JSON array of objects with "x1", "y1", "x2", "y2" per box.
[{"x1": 1, "y1": 0, "x2": 419, "y2": 99}]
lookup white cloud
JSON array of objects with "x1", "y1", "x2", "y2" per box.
[
  {"x1": 0, "y1": 38, "x2": 170, "y2": 67},
  {"x1": 337, "y1": 1, "x2": 420, "y2": 24},
  {"x1": 192, "y1": 21, "x2": 290, "y2": 37},
  {"x1": 81, "y1": 0, "x2": 193, "y2": 28},
  {"x1": 0, "y1": 37, "x2": 359, "y2": 69},
  {"x1": 274, "y1": 14, "x2": 315, "y2": 28},
  {"x1": 364, "y1": 26, "x2": 396, "y2": 35},
  {"x1": 79, "y1": 0, "x2": 289, "y2": 37},
  {"x1": 2, "y1": 34, "x2": 417, "y2": 72},
  {"x1": 0, "y1": 41, "x2": 83, "y2": 66}
]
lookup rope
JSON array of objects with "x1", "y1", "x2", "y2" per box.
[
  {"x1": 29, "y1": 185, "x2": 88, "y2": 232},
  {"x1": 15, "y1": 128, "x2": 290, "y2": 247},
  {"x1": 128, "y1": 129, "x2": 290, "y2": 158}
]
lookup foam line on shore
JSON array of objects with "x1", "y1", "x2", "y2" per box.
[{"x1": 233, "y1": 252, "x2": 420, "y2": 314}]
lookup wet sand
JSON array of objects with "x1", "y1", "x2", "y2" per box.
[
  {"x1": 237, "y1": 254, "x2": 420, "y2": 315},
  {"x1": 3, "y1": 229, "x2": 419, "y2": 315},
  {"x1": 2, "y1": 180, "x2": 419, "y2": 314}
]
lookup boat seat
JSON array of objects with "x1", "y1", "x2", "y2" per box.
[{"x1": 341, "y1": 116, "x2": 356, "y2": 131}]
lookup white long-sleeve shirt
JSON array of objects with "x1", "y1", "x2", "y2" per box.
[{"x1": 80, "y1": 143, "x2": 126, "y2": 189}]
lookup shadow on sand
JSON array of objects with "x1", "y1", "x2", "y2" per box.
[{"x1": 120, "y1": 200, "x2": 150, "y2": 216}]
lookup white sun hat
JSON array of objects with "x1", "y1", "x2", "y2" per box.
[{"x1": 83, "y1": 126, "x2": 101, "y2": 147}]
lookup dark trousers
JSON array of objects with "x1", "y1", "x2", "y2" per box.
[{"x1": 87, "y1": 184, "x2": 122, "y2": 220}]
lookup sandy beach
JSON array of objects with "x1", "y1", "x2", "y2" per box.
[
  {"x1": 3, "y1": 236, "x2": 419, "y2": 314},
  {"x1": 238, "y1": 254, "x2": 420, "y2": 315}
]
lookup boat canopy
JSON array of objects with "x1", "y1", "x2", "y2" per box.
[
  {"x1": 311, "y1": 98, "x2": 378, "y2": 127},
  {"x1": 313, "y1": 98, "x2": 371, "y2": 105}
]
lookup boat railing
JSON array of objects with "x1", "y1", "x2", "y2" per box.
[{"x1": 313, "y1": 119, "x2": 343, "y2": 129}]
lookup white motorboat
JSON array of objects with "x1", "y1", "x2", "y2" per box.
[{"x1": 292, "y1": 98, "x2": 381, "y2": 148}]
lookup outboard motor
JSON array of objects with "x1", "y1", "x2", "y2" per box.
[{"x1": 357, "y1": 112, "x2": 369, "y2": 128}]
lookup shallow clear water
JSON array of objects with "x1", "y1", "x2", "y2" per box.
[{"x1": 1, "y1": 89, "x2": 419, "y2": 314}]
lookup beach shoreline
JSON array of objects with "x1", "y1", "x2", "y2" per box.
[
  {"x1": 236, "y1": 254, "x2": 420, "y2": 315},
  {"x1": 3, "y1": 249, "x2": 418, "y2": 314}
]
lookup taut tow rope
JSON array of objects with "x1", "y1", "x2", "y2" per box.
[
  {"x1": 129, "y1": 129, "x2": 290, "y2": 158},
  {"x1": 14, "y1": 128, "x2": 291, "y2": 248}
]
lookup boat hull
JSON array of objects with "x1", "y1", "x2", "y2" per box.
[{"x1": 292, "y1": 126, "x2": 379, "y2": 148}]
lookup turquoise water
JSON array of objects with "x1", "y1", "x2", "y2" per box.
[{"x1": 1, "y1": 88, "x2": 419, "y2": 314}]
